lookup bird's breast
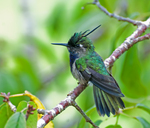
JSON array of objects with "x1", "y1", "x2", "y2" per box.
[{"x1": 71, "y1": 59, "x2": 86, "y2": 84}]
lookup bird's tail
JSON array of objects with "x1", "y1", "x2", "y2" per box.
[{"x1": 93, "y1": 86, "x2": 125, "y2": 117}]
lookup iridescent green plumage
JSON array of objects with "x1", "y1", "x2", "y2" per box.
[{"x1": 76, "y1": 51, "x2": 108, "y2": 75}]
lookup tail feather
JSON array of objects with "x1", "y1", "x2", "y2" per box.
[
  {"x1": 114, "y1": 97, "x2": 125, "y2": 109},
  {"x1": 99, "y1": 89, "x2": 110, "y2": 117},
  {"x1": 101, "y1": 91, "x2": 116, "y2": 115},
  {"x1": 93, "y1": 86, "x2": 125, "y2": 117},
  {"x1": 93, "y1": 86, "x2": 105, "y2": 116},
  {"x1": 107, "y1": 94, "x2": 119, "y2": 111}
]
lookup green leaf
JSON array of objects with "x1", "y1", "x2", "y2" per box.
[
  {"x1": 136, "y1": 117, "x2": 150, "y2": 128},
  {"x1": 120, "y1": 45, "x2": 147, "y2": 98},
  {"x1": 77, "y1": 106, "x2": 97, "y2": 128},
  {"x1": 4, "y1": 112, "x2": 26, "y2": 128},
  {"x1": 0, "y1": 103, "x2": 14, "y2": 127},
  {"x1": 136, "y1": 103, "x2": 150, "y2": 114},
  {"x1": 92, "y1": 120, "x2": 102, "y2": 128},
  {"x1": 16, "y1": 101, "x2": 37, "y2": 128},
  {"x1": 77, "y1": 117, "x2": 89, "y2": 128},
  {"x1": 85, "y1": 106, "x2": 96, "y2": 116},
  {"x1": 26, "y1": 101, "x2": 37, "y2": 128},
  {"x1": 106, "y1": 125, "x2": 122, "y2": 128},
  {"x1": 17, "y1": 101, "x2": 28, "y2": 114}
]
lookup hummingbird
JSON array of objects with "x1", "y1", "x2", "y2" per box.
[{"x1": 52, "y1": 25, "x2": 125, "y2": 117}]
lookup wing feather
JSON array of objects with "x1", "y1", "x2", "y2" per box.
[{"x1": 79, "y1": 67, "x2": 124, "y2": 97}]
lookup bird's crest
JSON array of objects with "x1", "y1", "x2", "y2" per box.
[{"x1": 68, "y1": 25, "x2": 101, "y2": 47}]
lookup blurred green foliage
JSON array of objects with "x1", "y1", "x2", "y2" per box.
[
  {"x1": 0, "y1": 0, "x2": 150, "y2": 128},
  {"x1": 1, "y1": 101, "x2": 37, "y2": 128}
]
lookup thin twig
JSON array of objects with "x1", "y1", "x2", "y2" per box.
[
  {"x1": 131, "y1": 33, "x2": 150, "y2": 43},
  {"x1": 72, "y1": 101, "x2": 99, "y2": 128},
  {"x1": 93, "y1": 0, "x2": 142, "y2": 25},
  {"x1": 1, "y1": 92, "x2": 16, "y2": 112}
]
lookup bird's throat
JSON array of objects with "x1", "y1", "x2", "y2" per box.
[{"x1": 69, "y1": 53, "x2": 79, "y2": 71}]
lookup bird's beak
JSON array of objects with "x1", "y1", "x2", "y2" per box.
[{"x1": 51, "y1": 43, "x2": 68, "y2": 47}]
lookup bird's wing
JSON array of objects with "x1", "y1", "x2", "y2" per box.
[{"x1": 78, "y1": 66, "x2": 124, "y2": 97}]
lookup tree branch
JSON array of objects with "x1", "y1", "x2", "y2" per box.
[
  {"x1": 104, "y1": 19, "x2": 150, "y2": 68},
  {"x1": 37, "y1": 84, "x2": 98, "y2": 128}
]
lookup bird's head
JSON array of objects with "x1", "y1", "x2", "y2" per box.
[{"x1": 52, "y1": 25, "x2": 101, "y2": 56}]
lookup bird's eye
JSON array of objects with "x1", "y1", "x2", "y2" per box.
[{"x1": 79, "y1": 44, "x2": 83, "y2": 48}]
